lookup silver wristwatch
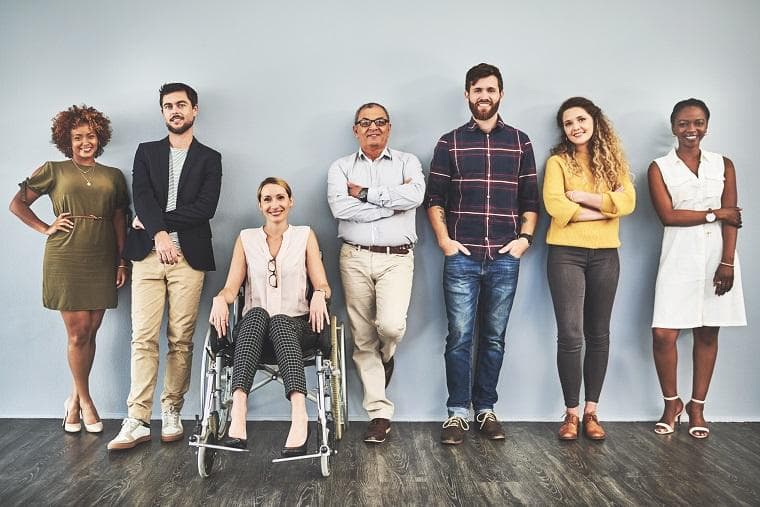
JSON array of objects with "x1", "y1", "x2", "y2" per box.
[{"x1": 705, "y1": 209, "x2": 716, "y2": 223}]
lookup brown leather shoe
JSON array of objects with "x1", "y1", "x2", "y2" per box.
[
  {"x1": 363, "y1": 418, "x2": 391, "y2": 443},
  {"x1": 558, "y1": 413, "x2": 580, "y2": 440},
  {"x1": 475, "y1": 411, "x2": 506, "y2": 440},
  {"x1": 383, "y1": 357, "x2": 394, "y2": 388},
  {"x1": 582, "y1": 413, "x2": 606, "y2": 440},
  {"x1": 441, "y1": 416, "x2": 469, "y2": 445}
]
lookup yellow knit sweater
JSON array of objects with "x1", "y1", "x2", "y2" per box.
[{"x1": 543, "y1": 154, "x2": 636, "y2": 248}]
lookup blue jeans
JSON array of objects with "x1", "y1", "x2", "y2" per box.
[{"x1": 443, "y1": 252, "x2": 520, "y2": 418}]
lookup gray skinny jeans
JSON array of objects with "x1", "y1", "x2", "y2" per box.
[{"x1": 547, "y1": 246, "x2": 620, "y2": 408}]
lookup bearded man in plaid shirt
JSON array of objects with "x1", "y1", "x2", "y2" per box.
[{"x1": 424, "y1": 63, "x2": 538, "y2": 445}]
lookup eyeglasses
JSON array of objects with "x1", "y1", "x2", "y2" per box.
[
  {"x1": 355, "y1": 117, "x2": 389, "y2": 128},
  {"x1": 268, "y1": 258, "x2": 278, "y2": 288}
]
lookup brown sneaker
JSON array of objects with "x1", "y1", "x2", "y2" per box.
[
  {"x1": 583, "y1": 413, "x2": 606, "y2": 440},
  {"x1": 383, "y1": 356, "x2": 394, "y2": 388},
  {"x1": 440, "y1": 416, "x2": 469, "y2": 445},
  {"x1": 475, "y1": 411, "x2": 506, "y2": 440},
  {"x1": 363, "y1": 418, "x2": 391, "y2": 443},
  {"x1": 558, "y1": 413, "x2": 580, "y2": 440}
]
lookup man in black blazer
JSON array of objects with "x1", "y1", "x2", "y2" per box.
[{"x1": 108, "y1": 83, "x2": 222, "y2": 450}]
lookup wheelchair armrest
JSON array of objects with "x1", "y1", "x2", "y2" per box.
[
  {"x1": 317, "y1": 324, "x2": 331, "y2": 356},
  {"x1": 209, "y1": 325, "x2": 232, "y2": 355}
]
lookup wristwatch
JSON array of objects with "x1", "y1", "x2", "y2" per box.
[
  {"x1": 705, "y1": 209, "x2": 716, "y2": 223},
  {"x1": 518, "y1": 233, "x2": 534, "y2": 246},
  {"x1": 357, "y1": 188, "x2": 368, "y2": 202}
]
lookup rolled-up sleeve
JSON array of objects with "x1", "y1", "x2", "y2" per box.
[
  {"x1": 366, "y1": 153, "x2": 425, "y2": 211},
  {"x1": 600, "y1": 175, "x2": 636, "y2": 217},
  {"x1": 517, "y1": 135, "x2": 539, "y2": 214},
  {"x1": 543, "y1": 156, "x2": 581, "y2": 227},
  {"x1": 423, "y1": 137, "x2": 451, "y2": 209}
]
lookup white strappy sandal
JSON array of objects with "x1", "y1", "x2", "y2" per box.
[
  {"x1": 654, "y1": 395, "x2": 684, "y2": 435},
  {"x1": 686, "y1": 398, "x2": 710, "y2": 439}
]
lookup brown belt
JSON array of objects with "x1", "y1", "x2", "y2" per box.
[{"x1": 344, "y1": 242, "x2": 413, "y2": 255}]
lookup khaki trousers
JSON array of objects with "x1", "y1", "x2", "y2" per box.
[
  {"x1": 127, "y1": 251, "x2": 205, "y2": 421},
  {"x1": 339, "y1": 243, "x2": 414, "y2": 420}
]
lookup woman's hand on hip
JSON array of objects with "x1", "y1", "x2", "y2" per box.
[{"x1": 44, "y1": 212, "x2": 74, "y2": 236}]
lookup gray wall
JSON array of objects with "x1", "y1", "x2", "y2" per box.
[{"x1": 1, "y1": 0, "x2": 757, "y2": 421}]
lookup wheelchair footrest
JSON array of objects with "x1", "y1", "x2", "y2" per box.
[
  {"x1": 189, "y1": 441, "x2": 249, "y2": 453},
  {"x1": 271, "y1": 450, "x2": 327, "y2": 463}
]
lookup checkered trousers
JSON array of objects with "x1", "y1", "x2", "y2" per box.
[{"x1": 230, "y1": 307, "x2": 309, "y2": 397}]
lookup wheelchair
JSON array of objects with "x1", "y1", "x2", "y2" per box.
[{"x1": 189, "y1": 288, "x2": 348, "y2": 478}]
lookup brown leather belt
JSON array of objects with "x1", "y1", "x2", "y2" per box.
[{"x1": 344, "y1": 242, "x2": 413, "y2": 255}]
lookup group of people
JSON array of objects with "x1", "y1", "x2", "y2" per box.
[{"x1": 9, "y1": 62, "x2": 745, "y2": 456}]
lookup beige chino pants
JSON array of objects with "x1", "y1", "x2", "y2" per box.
[
  {"x1": 339, "y1": 243, "x2": 414, "y2": 420},
  {"x1": 127, "y1": 251, "x2": 205, "y2": 422}
]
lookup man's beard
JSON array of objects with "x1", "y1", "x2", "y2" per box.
[
  {"x1": 469, "y1": 98, "x2": 500, "y2": 121},
  {"x1": 166, "y1": 117, "x2": 195, "y2": 134}
]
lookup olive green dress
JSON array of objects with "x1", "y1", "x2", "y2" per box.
[{"x1": 22, "y1": 160, "x2": 129, "y2": 310}]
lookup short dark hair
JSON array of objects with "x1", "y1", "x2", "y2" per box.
[
  {"x1": 159, "y1": 82, "x2": 198, "y2": 108},
  {"x1": 465, "y1": 63, "x2": 503, "y2": 92},
  {"x1": 354, "y1": 102, "x2": 389, "y2": 124},
  {"x1": 670, "y1": 98, "x2": 710, "y2": 125},
  {"x1": 50, "y1": 105, "x2": 112, "y2": 158}
]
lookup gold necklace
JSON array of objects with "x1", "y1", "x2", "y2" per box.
[{"x1": 71, "y1": 159, "x2": 96, "y2": 186}]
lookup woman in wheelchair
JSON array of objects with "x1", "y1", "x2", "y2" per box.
[{"x1": 208, "y1": 177, "x2": 331, "y2": 456}]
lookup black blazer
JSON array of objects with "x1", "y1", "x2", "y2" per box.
[{"x1": 123, "y1": 137, "x2": 222, "y2": 271}]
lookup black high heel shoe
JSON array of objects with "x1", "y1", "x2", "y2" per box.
[
  {"x1": 281, "y1": 423, "x2": 310, "y2": 458},
  {"x1": 219, "y1": 436, "x2": 248, "y2": 449}
]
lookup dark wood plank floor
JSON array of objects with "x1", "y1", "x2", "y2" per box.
[{"x1": 0, "y1": 420, "x2": 758, "y2": 506}]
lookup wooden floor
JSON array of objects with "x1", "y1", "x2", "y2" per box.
[{"x1": 0, "y1": 419, "x2": 758, "y2": 506}]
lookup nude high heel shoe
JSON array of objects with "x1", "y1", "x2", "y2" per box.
[{"x1": 62, "y1": 398, "x2": 81, "y2": 433}]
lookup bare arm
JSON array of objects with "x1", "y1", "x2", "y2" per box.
[
  {"x1": 9, "y1": 184, "x2": 73, "y2": 236},
  {"x1": 113, "y1": 207, "x2": 128, "y2": 288},
  {"x1": 306, "y1": 230, "x2": 330, "y2": 332},
  {"x1": 426, "y1": 205, "x2": 471, "y2": 256},
  {"x1": 714, "y1": 158, "x2": 739, "y2": 296},
  {"x1": 209, "y1": 237, "x2": 248, "y2": 336},
  {"x1": 647, "y1": 162, "x2": 741, "y2": 227}
]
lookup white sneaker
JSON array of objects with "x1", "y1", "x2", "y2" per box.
[
  {"x1": 107, "y1": 418, "x2": 151, "y2": 450},
  {"x1": 161, "y1": 406, "x2": 184, "y2": 442}
]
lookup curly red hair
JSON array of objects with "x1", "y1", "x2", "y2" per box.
[{"x1": 50, "y1": 105, "x2": 112, "y2": 158}]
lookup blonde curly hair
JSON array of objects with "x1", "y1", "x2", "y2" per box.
[{"x1": 550, "y1": 97, "x2": 630, "y2": 191}]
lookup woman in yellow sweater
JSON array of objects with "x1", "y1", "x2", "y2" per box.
[{"x1": 543, "y1": 97, "x2": 635, "y2": 440}]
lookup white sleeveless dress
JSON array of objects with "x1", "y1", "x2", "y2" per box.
[{"x1": 651, "y1": 149, "x2": 746, "y2": 328}]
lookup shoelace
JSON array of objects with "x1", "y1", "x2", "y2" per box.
[
  {"x1": 122, "y1": 418, "x2": 142, "y2": 432},
  {"x1": 475, "y1": 411, "x2": 497, "y2": 429},
  {"x1": 442, "y1": 416, "x2": 470, "y2": 431}
]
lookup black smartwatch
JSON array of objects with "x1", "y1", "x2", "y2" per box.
[
  {"x1": 518, "y1": 233, "x2": 534, "y2": 246},
  {"x1": 357, "y1": 188, "x2": 368, "y2": 202}
]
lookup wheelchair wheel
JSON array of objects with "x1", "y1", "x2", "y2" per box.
[
  {"x1": 329, "y1": 316, "x2": 347, "y2": 440},
  {"x1": 217, "y1": 353, "x2": 234, "y2": 439},
  {"x1": 197, "y1": 411, "x2": 219, "y2": 478}
]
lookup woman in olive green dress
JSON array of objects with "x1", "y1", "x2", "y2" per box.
[{"x1": 9, "y1": 105, "x2": 130, "y2": 434}]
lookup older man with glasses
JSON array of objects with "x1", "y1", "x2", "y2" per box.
[{"x1": 327, "y1": 102, "x2": 425, "y2": 443}]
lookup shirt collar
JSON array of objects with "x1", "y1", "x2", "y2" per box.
[
  {"x1": 668, "y1": 148, "x2": 710, "y2": 165},
  {"x1": 357, "y1": 146, "x2": 392, "y2": 162},
  {"x1": 466, "y1": 115, "x2": 506, "y2": 133}
]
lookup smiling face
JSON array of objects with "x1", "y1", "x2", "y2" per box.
[
  {"x1": 70, "y1": 124, "x2": 99, "y2": 164},
  {"x1": 258, "y1": 183, "x2": 293, "y2": 224},
  {"x1": 353, "y1": 105, "x2": 391, "y2": 155},
  {"x1": 672, "y1": 105, "x2": 708, "y2": 149},
  {"x1": 161, "y1": 90, "x2": 198, "y2": 134},
  {"x1": 466, "y1": 75, "x2": 503, "y2": 121},
  {"x1": 562, "y1": 106, "x2": 594, "y2": 150}
]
